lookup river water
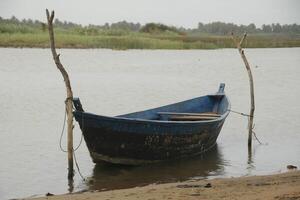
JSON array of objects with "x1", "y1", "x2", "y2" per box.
[{"x1": 0, "y1": 48, "x2": 299, "y2": 199}]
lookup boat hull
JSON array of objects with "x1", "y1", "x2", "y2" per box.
[
  {"x1": 74, "y1": 111, "x2": 227, "y2": 165},
  {"x1": 73, "y1": 84, "x2": 230, "y2": 165}
]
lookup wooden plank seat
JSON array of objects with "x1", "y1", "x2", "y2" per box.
[{"x1": 157, "y1": 112, "x2": 220, "y2": 121}]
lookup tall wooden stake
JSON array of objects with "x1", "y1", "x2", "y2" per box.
[
  {"x1": 232, "y1": 33, "x2": 255, "y2": 149},
  {"x1": 46, "y1": 9, "x2": 74, "y2": 179}
]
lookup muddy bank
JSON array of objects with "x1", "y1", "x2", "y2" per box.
[{"x1": 27, "y1": 170, "x2": 300, "y2": 200}]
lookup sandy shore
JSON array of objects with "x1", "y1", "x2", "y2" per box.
[{"x1": 28, "y1": 170, "x2": 300, "y2": 200}]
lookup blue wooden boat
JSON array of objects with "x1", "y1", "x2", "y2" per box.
[{"x1": 73, "y1": 83, "x2": 230, "y2": 165}]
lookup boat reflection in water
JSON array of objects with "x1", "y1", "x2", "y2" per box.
[{"x1": 86, "y1": 145, "x2": 225, "y2": 191}]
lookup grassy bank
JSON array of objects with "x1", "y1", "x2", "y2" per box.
[
  {"x1": 1, "y1": 32, "x2": 300, "y2": 49},
  {"x1": 0, "y1": 32, "x2": 219, "y2": 49},
  {"x1": 1, "y1": 17, "x2": 300, "y2": 49}
]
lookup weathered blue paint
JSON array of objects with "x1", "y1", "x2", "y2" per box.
[{"x1": 73, "y1": 83, "x2": 230, "y2": 165}]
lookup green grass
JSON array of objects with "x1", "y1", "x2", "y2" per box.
[
  {"x1": 0, "y1": 31, "x2": 299, "y2": 49},
  {"x1": 1, "y1": 19, "x2": 299, "y2": 49}
]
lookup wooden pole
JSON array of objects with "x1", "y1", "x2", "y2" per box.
[
  {"x1": 231, "y1": 33, "x2": 255, "y2": 149},
  {"x1": 46, "y1": 9, "x2": 74, "y2": 179}
]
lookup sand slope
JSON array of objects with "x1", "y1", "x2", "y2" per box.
[{"x1": 29, "y1": 170, "x2": 300, "y2": 200}]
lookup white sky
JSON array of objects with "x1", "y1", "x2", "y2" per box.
[{"x1": 0, "y1": 0, "x2": 299, "y2": 28}]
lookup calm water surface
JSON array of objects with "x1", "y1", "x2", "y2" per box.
[{"x1": 0, "y1": 48, "x2": 299, "y2": 199}]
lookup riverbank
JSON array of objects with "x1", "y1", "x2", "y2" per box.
[
  {"x1": 1, "y1": 33, "x2": 300, "y2": 49},
  {"x1": 27, "y1": 170, "x2": 300, "y2": 200}
]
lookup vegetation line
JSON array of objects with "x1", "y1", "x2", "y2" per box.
[{"x1": 1, "y1": 16, "x2": 299, "y2": 49}]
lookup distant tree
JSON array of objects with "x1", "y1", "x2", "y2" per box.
[
  {"x1": 272, "y1": 23, "x2": 282, "y2": 33},
  {"x1": 262, "y1": 24, "x2": 272, "y2": 33},
  {"x1": 198, "y1": 22, "x2": 204, "y2": 31},
  {"x1": 104, "y1": 23, "x2": 110, "y2": 29},
  {"x1": 110, "y1": 20, "x2": 141, "y2": 31},
  {"x1": 140, "y1": 23, "x2": 182, "y2": 34},
  {"x1": 290, "y1": 23, "x2": 300, "y2": 33},
  {"x1": 10, "y1": 16, "x2": 19, "y2": 23},
  {"x1": 246, "y1": 23, "x2": 256, "y2": 33},
  {"x1": 26, "y1": 19, "x2": 33, "y2": 25},
  {"x1": 54, "y1": 18, "x2": 63, "y2": 27}
]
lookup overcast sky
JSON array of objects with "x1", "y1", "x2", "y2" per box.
[{"x1": 1, "y1": 0, "x2": 299, "y2": 28}]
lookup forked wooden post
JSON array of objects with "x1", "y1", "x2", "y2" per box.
[
  {"x1": 46, "y1": 9, "x2": 74, "y2": 179},
  {"x1": 231, "y1": 33, "x2": 255, "y2": 149}
]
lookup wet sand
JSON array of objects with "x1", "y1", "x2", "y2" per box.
[{"x1": 28, "y1": 170, "x2": 300, "y2": 200}]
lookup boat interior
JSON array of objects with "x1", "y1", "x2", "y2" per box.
[
  {"x1": 73, "y1": 84, "x2": 229, "y2": 122},
  {"x1": 117, "y1": 95, "x2": 228, "y2": 121}
]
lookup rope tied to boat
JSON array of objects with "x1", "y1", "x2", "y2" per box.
[
  {"x1": 59, "y1": 106, "x2": 83, "y2": 152},
  {"x1": 73, "y1": 150, "x2": 85, "y2": 181},
  {"x1": 59, "y1": 107, "x2": 67, "y2": 153},
  {"x1": 228, "y1": 109, "x2": 264, "y2": 145},
  {"x1": 228, "y1": 109, "x2": 252, "y2": 117},
  {"x1": 59, "y1": 106, "x2": 86, "y2": 181}
]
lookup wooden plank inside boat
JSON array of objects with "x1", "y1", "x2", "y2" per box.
[
  {"x1": 169, "y1": 115, "x2": 219, "y2": 121},
  {"x1": 157, "y1": 112, "x2": 221, "y2": 117}
]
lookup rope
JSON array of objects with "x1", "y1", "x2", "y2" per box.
[
  {"x1": 73, "y1": 150, "x2": 85, "y2": 181},
  {"x1": 228, "y1": 109, "x2": 265, "y2": 145},
  {"x1": 59, "y1": 108, "x2": 67, "y2": 152},
  {"x1": 73, "y1": 109, "x2": 86, "y2": 181},
  {"x1": 73, "y1": 132, "x2": 83, "y2": 151},
  {"x1": 252, "y1": 130, "x2": 263, "y2": 145},
  {"x1": 58, "y1": 105, "x2": 86, "y2": 180},
  {"x1": 228, "y1": 109, "x2": 252, "y2": 117},
  {"x1": 59, "y1": 106, "x2": 83, "y2": 152},
  {"x1": 247, "y1": 117, "x2": 265, "y2": 145}
]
